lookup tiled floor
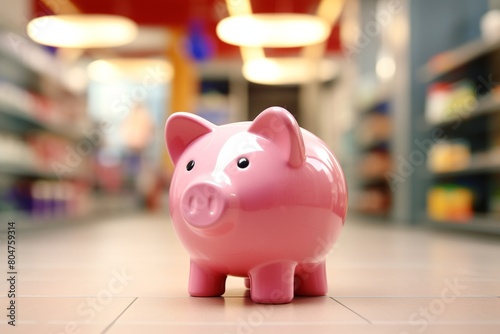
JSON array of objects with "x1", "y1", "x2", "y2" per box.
[{"x1": 0, "y1": 213, "x2": 499, "y2": 333}]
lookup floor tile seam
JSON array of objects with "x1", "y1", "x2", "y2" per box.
[
  {"x1": 91, "y1": 321, "x2": 378, "y2": 326},
  {"x1": 371, "y1": 320, "x2": 500, "y2": 325},
  {"x1": 100, "y1": 297, "x2": 138, "y2": 334},
  {"x1": 329, "y1": 297, "x2": 372, "y2": 324}
]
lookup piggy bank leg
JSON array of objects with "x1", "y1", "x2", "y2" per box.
[
  {"x1": 294, "y1": 261, "x2": 328, "y2": 296},
  {"x1": 188, "y1": 260, "x2": 227, "y2": 297},
  {"x1": 248, "y1": 261, "x2": 297, "y2": 304}
]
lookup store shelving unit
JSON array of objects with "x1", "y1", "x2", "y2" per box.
[
  {"x1": 432, "y1": 214, "x2": 500, "y2": 234},
  {"x1": 0, "y1": 97, "x2": 81, "y2": 140},
  {"x1": 0, "y1": 29, "x2": 93, "y2": 227},
  {"x1": 419, "y1": 38, "x2": 500, "y2": 82},
  {"x1": 423, "y1": 95, "x2": 500, "y2": 130},
  {"x1": 421, "y1": 37, "x2": 500, "y2": 234},
  {"x1": 430, "y1": 152, "x2": 500, "y2": 177},
  {"x1": 352, "y1": 97, "x2": 393, "y2": 217}
]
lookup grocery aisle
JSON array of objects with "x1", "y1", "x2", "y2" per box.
[{"x1": 1, "y1": 214, "x2": 499, "y2": 333}]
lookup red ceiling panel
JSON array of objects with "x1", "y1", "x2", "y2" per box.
[{"x1": 41, "y1": 0, "x2": 342, "y2": 58}]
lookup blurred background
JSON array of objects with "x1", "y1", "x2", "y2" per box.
[{"x1": 1, "y1": 0, "x2": 500, "y2": 235}]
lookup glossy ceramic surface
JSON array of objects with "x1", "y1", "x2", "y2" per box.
[{"x1": 165, "y1": 106, "x2": 348, "y2": 304}]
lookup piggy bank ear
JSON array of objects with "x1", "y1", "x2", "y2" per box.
[
  {"x1": 165, "y1": 112, "x2": 214, "y2": 165},
  {"x1": 248, "y1": 107, "x2": 306, "y2": 168}
]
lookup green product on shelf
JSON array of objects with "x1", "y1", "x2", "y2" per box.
[{"x1": 444, "y1": 80, "x2": 477, "y2": 120}]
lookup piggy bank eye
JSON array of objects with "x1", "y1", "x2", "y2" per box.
[
  {"x1": 186, "y1": 160, "x2": 195, "y2": 171},
  {"x1": 237, "y1": 157, "x2": 249, "y2": 169}
]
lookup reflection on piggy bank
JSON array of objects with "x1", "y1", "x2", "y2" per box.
[{"x1": 165, "y1": 106, "x2": 348, "y2": 304}]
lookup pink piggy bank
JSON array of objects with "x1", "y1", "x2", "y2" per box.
[{"x1": 165, "y1": 106, "x2": 347, "y2": 304}]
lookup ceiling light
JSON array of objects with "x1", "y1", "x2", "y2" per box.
[
  {"x1": 216, "y1": 14, "x2": 330, "y2": 47},
  {"x1": 242, "y1": 57, "x2": 338, "y2": 85},
  {"x1": 87, "y1": 58, "x2": 173, "y2": 83},
  {"x1": 376, "y1": 56, "x2": 396, "y2": 81},
  {"x1": 27, "y1": 14, "x2": 138, "y2": 48}
]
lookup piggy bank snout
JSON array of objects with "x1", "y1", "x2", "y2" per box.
[{"x1": 180, "y1": 183, "x2": 227, "y2": 229}]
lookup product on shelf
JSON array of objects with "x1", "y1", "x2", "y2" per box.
[
  {"x1": 357, "y1": 113, "x2": 391, "y2": 146},
  {"x1": 425, "y1": 80, "x2": 477, "y2": 125},
  {"x1": 0, "y1": 131, "x2": 88, "y2": 177},
  {"x1": 425, "y1": 82, "x2": 452, "y2": 124},
  {"x1": 355, "y1": 187, "x2": 391, "y2": 215},
  {"x1": 428, "y1": 140, "x2": 471, "y2": 173},
  {"x1": 0, "y1": 81, "x2": 35, "y2": 117},
  {"x1": 359, "y1": 151, "x2": 391, "y2": 179},
  {"x1": 32, "y1": 93, "x2": 86, "y2": 127},
  {"x1": 0, "y1": 81, "x2": 86, "y2": 131},
  {"x1": 1, "y1": 178, "x2": 91, "y2": 220},
  {"x1": 27, "y1": 133, "x2": 75, "y2": 174},
  {"x1": 446, "y1": 80, "x2": 477, "y2": 119},
  {"x1": 427, "y1": 184, "x2": 473, "y2": 222},
  {"x1": 0, "y1": 132, "x2": 36, "y2": 168}
]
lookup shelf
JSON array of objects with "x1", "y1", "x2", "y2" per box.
[
  {"x1": 0, "y1": 211, "x2": 90, "y2": 233},
  {"x1": 426, "y1": 94, "x2": 500, "y2": 129},
  {"x1": 0, "y1": 162, "x2": 54, "y2": 178},
  {"x1": 359, "y1": 176, "x2": 388, "y2": 187},
  {"x1": 0, "y1": 193, "x2": 140, "y2": 233},
  {"x1": 358, "y1": 139, "x2": 390, "y2": 152},
  {"x1": 0, "y1": 162, "x2": 86, "y2": 180},
  {"x1": 419, "y1": 38, "x2": 500, "y2": 82},
  {"x1": 351, "y1": 210, "x2": 390, "y2": 219},
  {"x1": 430, "y1": 215, "x2": 500, "y2": 234},
  {"x1": 0, "y1": 99, "x2": 82, "y2": 140},
  {"x1": 359, "y1": 100, "x2": 390, "y2": 116},
  {"x1": 0, "y1": 31, "x2": 80, "y2": 95},
  {"x1": 354, "y1": 84, "x2": 391, "y2": 114},
  {"x1": 429, "y1": 151, "x2": 500, "y2": 177}
]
